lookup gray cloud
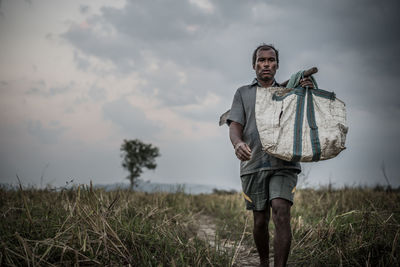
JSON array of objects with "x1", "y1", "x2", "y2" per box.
[
  {"x1": 79, "y1": 4, "x2": 89, "y2": 14},
  {"x1": 25, "y1": 80, "x2": 74, "y2": 97},
  {"x1": 88, "y1": 84, "x2": 106, "y2": 101},
  {"x1": 24, "y1": 0, "x2": 32, "y2": 5},
  {"x1": 27, "y1": 120, "x2": 67, "y2": 144},
  {"x1": 102, "y1": 98, "x2": 160, "y2": 138},
  {"x1": 49, "y1": 84, "x2": 72, "y2": 96},
  {"x1": 62, "y1": 23, "x2": 142, "y2": 75},
  {"x1": 61, "y1": 1, "x2": 264, "y2": 98},
  {"x1": 73, "y1": 50, "x2": 90, "y2": 70},
  {"x1": 62, "y1": 0, "x2": 400, "y2": 106}
]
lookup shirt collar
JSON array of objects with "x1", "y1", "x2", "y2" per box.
[{"x1": 250, "y1": 78, "x2": 279, "y2": 87}]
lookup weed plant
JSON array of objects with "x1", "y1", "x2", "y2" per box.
[
  {"x1": 197, "y1": 187, "x2": 400, "y2": 266},
  {"x1": 0, "y1": 185, "x2": 232, "y2": 266},
  {"x1": 290, "y1": 188, "x2": 400, "y2": 266},
  {"x1": 1, "y1": 185, "x2": 399, "y2": 266}
]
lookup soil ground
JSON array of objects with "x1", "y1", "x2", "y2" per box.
[{"x1": 196, "y1": 214, "x2": 272, "y2": 267}]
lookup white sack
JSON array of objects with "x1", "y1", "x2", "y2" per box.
[{"x1": 255, "y1": 86, "x2": 348, "y2": 162}]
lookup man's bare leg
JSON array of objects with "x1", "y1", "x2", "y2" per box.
[
  {"x1": 271, "y1": 198, "x2": 292, "y2": 267},
  {"x1": 253, "y1": 210, "x2": 270, "y2": 267}
]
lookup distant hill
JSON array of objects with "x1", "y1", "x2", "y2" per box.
[
  {"x1": 0, "y1": 180, "x2": 237, "y2": 194},
  {"x1": 95, "y1": 180, "x2": 222, "y2": 195}
]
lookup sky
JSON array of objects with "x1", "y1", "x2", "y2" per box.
[{"x1": 0, "y1": 0, "x2": 399, "y2": 190}]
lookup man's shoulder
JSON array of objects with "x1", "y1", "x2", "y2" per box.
[
  {"x1": 239, "y1": 83, "x2": 254, "y2": 89},
  {"x1": 236, "y1": 82, "x2": 256, "y2": 93}
]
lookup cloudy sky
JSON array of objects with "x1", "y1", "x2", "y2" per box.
[{"x1": 1, "y1": 0, "x2": 399, "y2": 189}]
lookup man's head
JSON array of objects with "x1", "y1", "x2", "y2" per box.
[
  {"x1": 252, "y1": 44, "x2": 279, "y2": 84},
  {"x1": 252, "y1": 44, "x2": 279, "y2": 68}
]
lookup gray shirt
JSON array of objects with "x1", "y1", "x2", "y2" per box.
[{"x1": 227, "y1": 78, "x2": 301, "y2": 176}]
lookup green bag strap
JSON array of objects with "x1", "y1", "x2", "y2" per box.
[{"x1": 286, "y1": 70, "x2": 318, "y2": 89}]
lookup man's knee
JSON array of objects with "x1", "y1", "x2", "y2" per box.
[
  {"x1": 253, "y1": 210, "x2": 270, "y2": 230},
  {"x1": 271, "y1": 198, "x2": 291, "y2": 224}
]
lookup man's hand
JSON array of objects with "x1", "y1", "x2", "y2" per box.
[
  {"x1": 234, "y1": 142, "x2": 252, "y2": 161},
  {"x1": 299, "y1": 77, "x2": 314, "y2": 89},
  {"x1": 229, "y1": 121, "x2": 252, "y2": 161}
]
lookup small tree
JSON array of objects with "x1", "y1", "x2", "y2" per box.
[{"x1": 120, "y1": 139, "x2": 160, "y2": 190}]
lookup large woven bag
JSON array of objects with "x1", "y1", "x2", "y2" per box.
[{"x1": 255, "y1": 86, "x2": 348, "y2": 162}]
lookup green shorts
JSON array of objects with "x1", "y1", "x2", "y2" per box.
[{"x1": 240, "y1": 169, "x2": 298, "y2": 211}]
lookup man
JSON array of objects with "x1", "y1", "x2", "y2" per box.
[{"x1": 227, "y1": 44, "x2": 313, "y2": 267}]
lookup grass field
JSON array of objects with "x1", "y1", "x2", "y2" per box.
[{"x1": 0, "y1": 184, "x2": 399, "y2": 266}]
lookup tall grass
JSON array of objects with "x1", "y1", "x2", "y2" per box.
[
  {"x1": 290, "y1": 188, "x2": 400, "y2": 266},
  {"x1": 0, "y1": 185, "x2": 232, "y2": 266},
  {"x1": 1, "y1": 185, "x2": 399, "y2": 266},
  {"x1": 202, "y1": 187, "x2": 400, "y2": 266}
]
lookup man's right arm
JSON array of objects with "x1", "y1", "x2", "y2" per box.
[{"x1": 229, "y1": 121, "x2": 251, "y2": 161}]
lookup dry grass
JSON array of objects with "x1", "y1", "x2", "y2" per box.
[
  {"x1": 0, "y1": 185, "x2": 232, "y2": 266},
  {"x1": 1, "y1": 184, "x2": 399, "y2": 266},
  {"x1": 290, "y1": 188, "x2": 400, "y2": 266}
]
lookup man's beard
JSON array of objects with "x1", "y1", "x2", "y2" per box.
[{"x1": 257, "y1": 73, "x2": 274, "y2": 82}]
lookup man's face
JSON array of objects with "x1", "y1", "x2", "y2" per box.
[{"x1": 254, "y1": 48, "x2": 278, "y2": 82}]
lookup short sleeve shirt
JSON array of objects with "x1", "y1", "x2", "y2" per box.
[{"x1": 227, "y1": 79, "x2": 301, "y2": 176}]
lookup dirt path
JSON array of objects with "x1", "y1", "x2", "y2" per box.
[{"x1": 196, "y1": 214, "x2": 272, "y2": 267}]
